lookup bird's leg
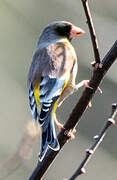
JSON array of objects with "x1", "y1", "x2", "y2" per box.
[
  {"x1": 54, "y1": 114, "x2": 76, "y2": 140},
  {"x1": 74, "y1": 79, "x2": 102, "y2": 94},
  {"x1": 74, "y1": 80, "x2": 92, "y2": 107},
  {"x1": 74, "y1": 80, "x2": 102, "y2": 107},
  {"x1": 57, "y1": 85, "x2": 75, "y2": 107},
  {"x1": 54, "y1": 114, "x2": 64, "y2": 131}
]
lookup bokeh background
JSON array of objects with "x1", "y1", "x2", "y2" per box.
[{"x1": 0, "y1": 0, "x2": 117, "y2": 179}]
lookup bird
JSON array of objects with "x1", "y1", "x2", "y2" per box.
[{"x1": 27, "y1": 21, "x2": 86, "y2": 161}]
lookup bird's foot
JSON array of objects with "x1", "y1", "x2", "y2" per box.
[
  {"x1": 76, "y1": 79, "x2": 102, "y2": 94},
  {"x1": 64, "y1": 128, "x2": 76, "y2": 140},
  {"x1": 75, "y1": 79, "x2": 102, "y2": 107},
  {"x1": 57, "y1": 122, "x2": 64, "y2": 131},
  {"x1": 75, "y1": 80, "x2": 93, "y2": 90}
]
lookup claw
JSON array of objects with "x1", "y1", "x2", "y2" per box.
[
  {"x1": 65, "y1": 128, "x2": 76, "y2": 140},
  {"x1": 57, "y1": 122, "x2": 64, "y2": 131},
  {"x1": 75, "y1": 78, "x2": 102, "y2": 109},
  {"x1": 82, "y1": 80, "x2": 93, "y2": 90},
  {"x1": 75, "y1": 80, "x2": 93, "y2": 90},
  {"x1": 82, "y1": 80, "x2": 102, "y2": 94}
]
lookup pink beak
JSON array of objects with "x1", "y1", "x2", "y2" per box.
[{"x1": 70, "y1": 25, "x2": 85, "y2": 39}]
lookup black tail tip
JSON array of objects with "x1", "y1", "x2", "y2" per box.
[
  {"x1": 38, "y1": 143, "x2": 60, "y2": 162},
  {"x1": 38, "y1": 153, "x2": 43, "y2": 162}
]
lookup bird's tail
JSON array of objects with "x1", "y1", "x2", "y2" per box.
[{"x1": 38, "y1": 110, "x2": 60, "y2": 161}]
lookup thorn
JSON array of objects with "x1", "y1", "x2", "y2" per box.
[
  {"x1": 112, "y1": 103, "x2": 117, "y2": 114},
  {"x1": 91, "y1": 61, "x2": 103, "y2": 69},
  {"x1": 81, "y1": 168, "x2": 86, "y2": 174},
  {"x1": 91, "y1": 60, "x2": 96, "y2": 67},
  {"x1": 86, "y1": 149, "x2": 94, "y2": 155},
  {"x1": 97, "y1": 87, "x2": 102, "y2": 94},
  {"x1": 112, "y1": 103, "x2": 117, "y2": 109},
  {"x1": 93, "y1": 135, "x2": 99, "y2": 140},
  {"x1": 108, "y1": 118, "x2": 115, "y2": 125}
]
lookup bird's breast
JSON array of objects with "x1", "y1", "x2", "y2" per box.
[{"x1": 47, "y1": 40, "x2": 77, "y2": 78}]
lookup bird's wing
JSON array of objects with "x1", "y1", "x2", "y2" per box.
[{"x1": 28, "y1": 41, "x2": 76, "y2": 123}]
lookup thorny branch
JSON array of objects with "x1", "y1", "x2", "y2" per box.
[
  {"x1": 29, "y1": 40, "x2": 117, "y2": 180},
  {"x1": 81, "y1": 0, "x2": 100, "y2": 64},
  {"x1": 67, "y1": 103, "x2": 117, "y2": 180},
  {"x1": 29, "y1": 0, "x2": 117, "y2": 179}
]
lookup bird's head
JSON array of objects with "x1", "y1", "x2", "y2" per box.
[
  {"x1": 53, "y1": 21, "x2": 85, "y2": 40},
  {"x1": 38, "y1": 21, "x2": 85, "y2": 47}
]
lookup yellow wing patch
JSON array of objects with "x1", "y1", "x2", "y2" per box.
[
  {"x1": 33, "y1": 82, "x2": 42, "y2": 114},
  {"x1": 52, "y1": 101, "x2": 58, "y2": 119},
  {"x1": 52, "y1": 72, "x2": 70, "y2": 119},
  {"x1": 61, "y1": 72, "x2": 70, "y2": 94}
]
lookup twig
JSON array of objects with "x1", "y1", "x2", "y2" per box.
[
  {"x1": 67, "y1": 103, "x2": 117, "y2": 180},
  {"x1": 29, "y1": 1, "x2": 117, "y2": 178},
  {"x1": 81, "y1": 0, "x2": 100, "y2": 63},
  {"x1": 29, "y1": 40, "x2": 117, "y2": 180}
]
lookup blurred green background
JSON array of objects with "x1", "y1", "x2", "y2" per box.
[{"x1": 0, "y1": 0, "x2": 117, "y2": 179}]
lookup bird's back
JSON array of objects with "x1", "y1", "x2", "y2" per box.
[{"x1": 27, "y1": 39, "x2": 77, "y2": 88}]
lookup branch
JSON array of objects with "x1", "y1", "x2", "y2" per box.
[
  {"x1": 81, "y1": 0, "x2": 100, "y2": 63},
  {"x1": 67, "y1": 103, "x2": 117, "y2": 180},
  {"x1": 29, "y1": 40, "x2": 117, "y2": 180}
]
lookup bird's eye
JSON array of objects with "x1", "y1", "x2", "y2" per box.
[
  {"x1": 55, "y1": 25, "x2": 71, "y2": 38},
  {"x1": 58, "y1": 26, "x2": 65, "y2": 31},
  {"x1": 56, "y1": 26, "x2": 65, "y2": 33}
]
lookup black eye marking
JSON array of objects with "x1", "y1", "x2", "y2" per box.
[{"x1": 55, "y1": 24, "x2": 71, "y2": 39}]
